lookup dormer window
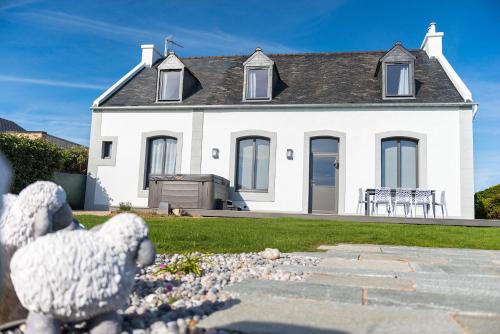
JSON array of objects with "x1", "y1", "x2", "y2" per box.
[
  {"x1": 380, "y1": 42, "x2": 416, "y2": 99},
  {"x1": 243, "y1": 48, "x2": 276, "y2": 101},
  {"x1": 156, "y1": 51, "x2": 198, "y2": 103},
  {"x1": 246, "y1": 68, "x2": 270, "y2": 99},
  {"x1": 159, "y1": 69, "x2": 182, "y2": 101},
  {"x1": 386, "y1": 63, "x2": 410, "y2": 96}
]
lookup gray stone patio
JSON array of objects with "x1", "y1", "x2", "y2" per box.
[{"x1": 198, "y1": 244, "x2": 500, "y2": 334}]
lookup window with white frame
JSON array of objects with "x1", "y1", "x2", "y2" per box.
[
  {"x1": 246, "y1": 68, "x2": 270, "y2": 100},
  {"x1": 145, "y1": 136, "x2": 177, "y2": 187},
  {"x1": 381, "y1": 137, "x2": 418, "y2": 188},
  {"x1": 236, "y1": 137, "x2": 270, "y2": 191},
  {"x1": 158, "y1": 69, "x2": 182, "y2": 101}
]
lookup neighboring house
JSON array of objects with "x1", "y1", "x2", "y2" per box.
[
  {"x1": 85, "y1": 23, "x2": 477, "y2": 219},
  {"x1": 0, "y1": 117, "x2": 82, "y2": 149}
]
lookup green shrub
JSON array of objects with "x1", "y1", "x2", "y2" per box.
[
  {"x1": 154, "y1": 253, "x2": 206, "y2": 276},
  {"x1": 60, "y1": 146, "x2": 88, "y2": 174},
  {"x1": 0, "y1": 134, "x2": 89, "y2": 193},
  {"x1": 475, "y1": 185, "x2": 500, "y2": 219},
  {"x1": 118, "y1": 201, "x2": 133, "y2": 212},
  {"x1": 0, "y1": 134, "x2": 62, "y2": 193}
]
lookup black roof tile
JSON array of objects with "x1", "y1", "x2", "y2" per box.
[{"x1": 100, "y1": 49, "x2": 464, "y2": 106}]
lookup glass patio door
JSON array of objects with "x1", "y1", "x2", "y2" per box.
[{"x1": 309, "y1": 138, "x2": 339, "y2": 213}]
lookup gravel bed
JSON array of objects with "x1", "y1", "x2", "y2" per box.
[
  {"x1": 122, "y1": 252, "x2": 319, "y2": 334},
  {"x1": 0, "y1": 252, "x2": 319, "y2": 334}
]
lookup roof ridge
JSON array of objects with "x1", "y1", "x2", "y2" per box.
[{"x1": 176, "y1": 49, "x2": 424, "y2": 60}]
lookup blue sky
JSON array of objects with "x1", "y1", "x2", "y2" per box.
[{"x1": 0, "y1": 0, "x2": 499, "y2": 190}]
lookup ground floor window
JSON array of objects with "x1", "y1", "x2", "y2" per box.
[
  {"x1": 146, "y1": 136, "x2": 177, "y2": 187},
  {"x1": 236, "y1": 137, "x2": 270, "y2": 191},
  {"x1": 381, "y1": 137, "x2": 417, "y2": 188}
]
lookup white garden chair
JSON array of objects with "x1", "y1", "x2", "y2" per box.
[
  {"x1": 414, "y1": 189, "x2": 432, "y2": 218},
  {"x1": 372, "y1": 187, "x2": 391, "y2": 216},
  {"x1": 393, "y1": 188, "x2": 412, "y2": 217},
  {"x1": 356, "y1": 188, "x2": 368, "y2": 214},
  {"x1": 434, "y1": 190, "x2": 448, "y2": 218}
]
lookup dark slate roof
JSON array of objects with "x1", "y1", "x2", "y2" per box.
[
  {"x1": 101, "y1": 49, "x2": 464, "y2": 106},
  {"x1": 0, "y1": 117, "x2": 25, "y2": 132}
]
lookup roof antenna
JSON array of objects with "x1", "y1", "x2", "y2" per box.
[{"x1": 164, "y1": 37, "x2": 184, "y2": 56}]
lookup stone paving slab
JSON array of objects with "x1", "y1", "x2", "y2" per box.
[
  {"x1": 225, "y1": 280, "x2": 362, "y2": 304},
  {"x1": 198, "y1": 296, "x2": 464, "y2": 334},
  {"x1": 279, "y1": 264, "x2": 404, "y2": 277},
  {"x1": 306, "y1": 273, "x2": 416, "y2": 291},
  {"x1": 319, "y1": 244, "x2": 383, "y2": 252},
  {"x1": 453, "y1": 314, "x2": 500, "y2": 334},
  {"x1": 200, "y1": 244, "x2": 500, "y2": 333},
  {"x1": 320, "y1": 257, "x2": 413, "y2": 272},
  {"x1": 366, "y1": 288, "x2": 500, "y2": 314}
]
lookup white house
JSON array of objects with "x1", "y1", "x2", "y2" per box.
[{"x1": 85, "y1": 23, "x2": 477, "y2": 219}]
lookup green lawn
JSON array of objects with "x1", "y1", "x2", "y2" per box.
[{"x1": 76, "y1": 215, "x2": 500, "y2": 254}]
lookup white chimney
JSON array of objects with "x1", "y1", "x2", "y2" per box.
[
  {"x1": 420, "y1": 22, "x2": 444, "y2": 58},
  {"x1": 141, "y1": 44, "x2": 162, "y2": 67}
]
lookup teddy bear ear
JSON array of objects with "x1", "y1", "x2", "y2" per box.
[{"x1": 0, "y1": 152, "x2": 12, "y2": 195}]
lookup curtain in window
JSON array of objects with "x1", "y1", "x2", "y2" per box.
[
  {"x1": 400, "y1": 140, "x2": 417, "y2": 188},
  {"x1": 163, "y1": 138, "x2": 177, "y2": 174},
  {"x1": 237, "y1": 137, "x2": 270, "y2": 191},
  {"x1": 146, "y1": 136, "x2": 177, "y2": 187},
  {"x1": 248, "y1": 71, "x2": 257, "y2": 99},
  {"x1": 381, "y1": 140, "x2": 398, "y2": 188},
  {"x1": 237, "y1": 139, "x2": 254, "y2": 190},
  {"x1": 149, "y1": 138, "x2": 165, "y2": 175},
  {"x1": 254, "y1": 139, "x2": 270, "y2": 190},
  {"x1": 397, "y1": 64, "x2": 410, "y2": 95},
  {"x1": 159, "y1": 70, "x2": 181, "y2": 100},
  {"x1": 386, "y1": 64, "x2": 410, "y2": 96},
  {"x1": 246, "y1": 69, "x2": 268, "y2": 99}
]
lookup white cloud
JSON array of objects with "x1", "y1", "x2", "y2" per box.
[
  {"x1": 0, "y1": 0, "x2": 40, "y2": 11},
  {"x1": 10, "y1": 9, "x2": 298, "y2": 54},
  {"x1": 0, "y1": 74, "x2": 107, "y2": 90}
]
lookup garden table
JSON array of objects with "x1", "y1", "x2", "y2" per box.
[{"x1": 364, "y1": 188, "x2": 436, "y2": 217}]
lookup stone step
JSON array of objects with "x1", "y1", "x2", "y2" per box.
[
  {"x1": 225, "y1": 279, "x2": 500, "y2": 315},
  {"x1": 278, "y1": 263, "x2": 403, "y2": 276},
  {"x1": 323, "y1": 249, "x2": 500, "y2": 265},
  {"x1": 322, "y1": 244, "x2": 500, "y2": 258},
  {"x1": 198, "y1": 295, "x2": 465, "y2": 334},
  {"x1": 225, "y1": 279, "x2": 362, "y2": 304},
  {"x1": 306, "y1": 273, "x2": 416, "y2": 291}
]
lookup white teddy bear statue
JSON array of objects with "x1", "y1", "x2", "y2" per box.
[
  {"x1": 10, "y1": 213, "x2": 156, "y2": 334},
  {"x1": 0, "y1": 180, "x2": 79, "y2": 323}
]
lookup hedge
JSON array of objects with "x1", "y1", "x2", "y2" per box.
[
  {"x1": 0, "y1": 134, "x2": 88, "y2": 193},
  {"x1": 475, "y1": 184, "x2": 500, "y2": 219}
]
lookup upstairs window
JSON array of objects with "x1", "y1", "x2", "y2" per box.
[
  {"x1": 386, "y1": 63, "x2": 410, "y2": 96},
  {"x1": 246, "y1": 68, "x2": 270, "y2": 100},
  {"x1": 158, "y1": 70, "x2": 182, "y2": 101},
  {"x1": 243, "y1": 48, "x2": 275, "y2": 101},
  {"x1": 380, "y1": 42, "x2": 416, "y2": 99}
]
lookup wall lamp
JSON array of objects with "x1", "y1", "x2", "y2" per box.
[
  {"x1": 286, "y1": 149, "x2": 294, "y2": 160},
  {"x1": 212, "y1": 148, "x2": 219, "y2": 159}
]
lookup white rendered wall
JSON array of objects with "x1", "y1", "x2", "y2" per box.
[
  {"x1": 91, "y1": 108, "x2": 473, "y2": 219},
  {"x1": 200, "y1": 108, "x2": 468, "y2": 218},
  {"x1": 94, "y1": 111, "x2": 193, "y2": 207}
]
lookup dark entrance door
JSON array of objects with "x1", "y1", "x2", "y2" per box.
[{"x1": 309, "y1": 137, "x2": 339, "y2": 214}]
